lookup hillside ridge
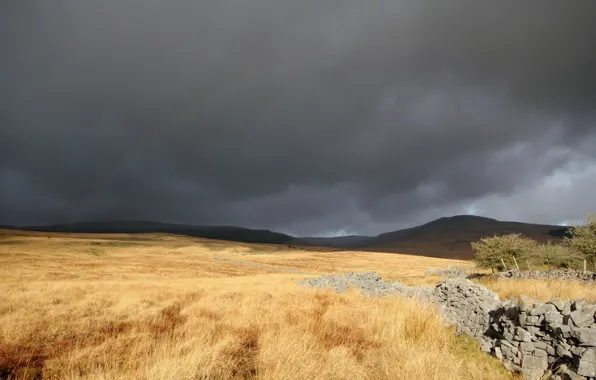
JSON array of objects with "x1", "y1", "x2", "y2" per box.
[{"x1": 4, "y1": 215, "x2": 567, "y2": 259}]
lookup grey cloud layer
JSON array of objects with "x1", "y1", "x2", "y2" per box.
[{"x1": 1, "y1": 1, "x2": 596, "y2": 235}]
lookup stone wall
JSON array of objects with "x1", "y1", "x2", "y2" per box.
[
  {"x1": 425, "y1": 268, "x2": 596, "y2": 283},
  {"x1": 299, "y1": 273, "x2": 596, "y2": 380},
  {"x1": 496, "y1": 269, "x2": 596, "y2": 283},
  {"x1": 435, "y1": 279, "x2": 596, "y2": 380}
]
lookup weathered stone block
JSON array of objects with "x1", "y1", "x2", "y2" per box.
[
  {"x1": 545, "y1": 310, "x2": 564, "y2": 327},
  {"x1": 571, "y1": 345, "x2": 587, "y2": 356},
  {"x1": 515, "y1": 327, "x2": 533, "y2": 342},
  {"x1": 570, "y1": 309, "x2": 595, "y2": 328},
  {"x1": 547, "y1": 298, "x2": 568, "y2": 312},
  {"x1": 570, "y1": 328, "x2": 596, "y2": 346},
  {"x1": 520, "y1": 341, "x2": 535, "y2": 353},
  {"x1": 530, "y1": 304, "x2": 547, "y2": 316},
  {"x1": 522, "y1": 352, "x2": 549, "y2": 380},
  {"x1": 526, "y1": 326, "x2": 540, "y2": 336},
  {"x1": 526, "y1": 315, "x2": 540, "y2": 326},
  {"x1": 534, "y1": 348, "x2": 548, "y2": 358},
  {"x1": 572, "y1": 298, "x2": 587, "y2": 312},
  {"x1": 556, "y1": 341, "x2": 572, "y2": 358},
  {"x1": 554, "y1": 325, "x2": 572, "y2": 338},
  {"x1": 533, "y1": 341, "x2": 548, "y2": 350},
  {"x1": 501, "y1": 345, "x2": 513, "y2": 359},
  {"x1": 578, "y1": 349, "x2": 596, "y2": 377}
]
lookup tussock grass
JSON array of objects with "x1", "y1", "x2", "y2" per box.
[
  {"x1": 0, "y1": 231, "x2": 516, "y2": 379},
  {"x1": 0, "y1": 280, "x2": 514, "y2": 380}
]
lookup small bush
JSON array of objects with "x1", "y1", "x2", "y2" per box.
[
  {"x1": 564, "y1": 213, "x2": 596, "y2": 265},
  {"x1": 529, "y1": 241, "x2": 584, "y2": 270},
  {"x1": 472, "y1": 234, "x2": 538, "y2": 272}
]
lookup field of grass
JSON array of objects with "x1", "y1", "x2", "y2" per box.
[
  {"x1": 0, "y1": 230, "x2": 585, "y2": 379},
  {"x1": 477, "y1": 277, "x2": 596, "y2": 302}
]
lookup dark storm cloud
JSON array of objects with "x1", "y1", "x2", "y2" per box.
[{"x1": 1, "y1": 1, "x2": 596, "y2": 235}]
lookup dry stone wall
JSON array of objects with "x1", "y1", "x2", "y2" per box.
[
  {"x1": 299, "y1": 273, "x2": 596, "y2": 380},
  {"x1": 425, "y1": 268, "x2": 596, "y2": 284},
  {"x1": 496, "y1": 269, "x2": 596, "y2": 283}
]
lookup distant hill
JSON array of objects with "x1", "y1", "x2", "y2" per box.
[
  {"x1": 350, "y1": 215, "x2": 567, "y2": 259},
  {"x1": 17, "y1": 221, "x2": 295, "y2": 245},
  {"x1": 294, "y1": 235, "x2": 373, "y2": 248},
  {"x1": 5, "y1": 215, "x2": 569, "y2": 259}
]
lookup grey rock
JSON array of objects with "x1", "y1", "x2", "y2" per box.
[
  {"x1": 578, "y1": 349, "x2": 596, "y2": 377},
  {"x1": 522, "y1": 352, "x2": 549, "y2": 380},
  {"x1": 503, "y1": 360, "x2": 521, "y2": 373},
  {"x1": 570, "y1": 328, "x2": 596, "y2": 346},
  {"x1": 534, "y1": 348, "x2": 548, "y2": 358},
  {"x1": 586, "y1": 304, "x2": 596, "y2": 316},
  {"x1": 480, "y1": 340, "x2": 492, "y2": 353},
  {"x1": 530, "y1": 304, "x2": 547, "y2": 316},
  {"x1": 570, "y1": 309, "x2": 595, "y2": 327},
  {"x1": 572, "y1": 299, "x2": 587, "y2": 312},
  {"x1": 526, "y1": 315, "x2": 540, "y2": 326},
  {"x1": 520, "y1": 341, "x2": 535, "y2": 353},
  {"x1": 556, "y1": 341, "x2": 572, "y2": 358},
  {"x1": 515, "y1": 327, "x2": 533, "y2": 342},
  {"x1": 562, "y1": 302, "x2": 572, "y2": 317},
  {"x1": 549, "y1": 298, "x2": 568, "y2": 312},
  {"x1": 571, "y1": 346, "x2": 587, "y2": 356},
  {"x1": 545, "y1": 310, "x2": 564, "y2": 327},
  {"x1": 533, "y1": 341, "x2": 548, "y2": 350},
  {"x1": 555, "y1": 325, "x2": 572, "y2": 338}
]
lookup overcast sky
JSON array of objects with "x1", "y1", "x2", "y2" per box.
[{"x1": 1, "y1": 1, "x2": 595, "y2": 236}]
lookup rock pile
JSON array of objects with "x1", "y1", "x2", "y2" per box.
[
  {"x1": 434, "y1": 279, "x2": 501, "y2": 352},
  {"x1": 299, "y1": 272, "x2": 596, "y2": 380},
  {"x1": 496, "y1": 269, "x2": 596, "y2": 283},
  {"x1": 297, "y1": 272, "x2": 432, "y2": 298},
  {"x1": 425, "y1": 267, "x2": 469, "y2": 278}
]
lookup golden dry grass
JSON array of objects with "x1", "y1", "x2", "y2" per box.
[
  {"x1": 217, "y1": 249, "x2": 473, "y2": 285},
  {"x1": 479, "y1": 278, "x2": 596, "y2": 302},
  {"x1": 0, "y1": 231, "x2": 516, "y2": 379}
]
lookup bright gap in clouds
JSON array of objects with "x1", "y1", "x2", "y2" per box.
[{"x1": 312, "y1": 229, "x2": 354, "y2": 238}]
